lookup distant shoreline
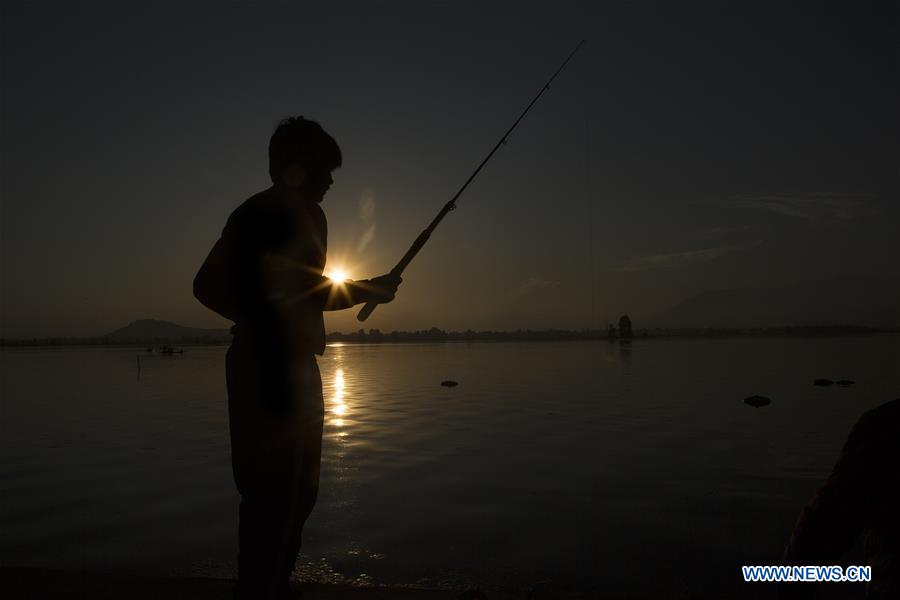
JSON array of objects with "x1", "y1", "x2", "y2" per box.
[{"x1": 1, "y1": 325, "x2": 893, "y2": 348}]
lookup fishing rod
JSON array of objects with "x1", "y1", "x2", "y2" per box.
[{"x1": 357, "y1": 39, "x2": 586, "y2": 322}]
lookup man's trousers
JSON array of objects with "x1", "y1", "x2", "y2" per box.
[{"x1": 226, "y1": 334, "x2": 324, "y2": 599}]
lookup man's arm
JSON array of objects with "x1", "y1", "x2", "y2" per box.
[
  {"x1": 258, "y1": 251, "x2": 399, "y2": 312},
  {"x1": 193, "y1": 236, "x2": 241, "y2": 322},
  {"x1": 319, "y1": 273, "x2": 401, "y2": 311}
]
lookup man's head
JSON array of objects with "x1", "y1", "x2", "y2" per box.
[{"x1": 268, "y1": 116, "x2": 342, "y2": 201}]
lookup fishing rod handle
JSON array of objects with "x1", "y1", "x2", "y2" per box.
[
  {"x1": 356, "y1": 266, "x2": 404, "y2": 322},
  {"x1": 357, "y1": 300, "x2": 378, "y2": 321},
  {"x1": 356, "y1": 230, "x2": 430, "y2": 321}
]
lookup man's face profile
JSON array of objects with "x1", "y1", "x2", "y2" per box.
[{"x1": 282, "y1": 163, "x2": 334, "y2": 203}]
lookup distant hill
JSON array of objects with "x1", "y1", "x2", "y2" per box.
[
  {"x1": 650, "y1": 277, "x2": 900, "y2": 329},
  {"x1": 104, "y1": 319, "x2": 231, "y2": 343}
]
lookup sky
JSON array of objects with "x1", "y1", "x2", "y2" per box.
[{"x1": 1, "y1": 0, "x2": 898, "y2": 338}]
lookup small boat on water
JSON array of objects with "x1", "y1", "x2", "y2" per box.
[
  {"x1": 158, "y1": 345, "x2": 184, "y2": 355},
  {"x1": 744, "y1": 395, "x2": 771, "y2": 407},
  {"x1": 814, "y1": 378, "x2": 834, "y2": 386}
]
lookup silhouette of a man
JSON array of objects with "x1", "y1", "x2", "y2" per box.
[
  {"x1": 779, "y1": 398, "x2": 900, "y2": 599},
  {"x1": 193, "y1": 117, "x2": 400, "y2": 599}
]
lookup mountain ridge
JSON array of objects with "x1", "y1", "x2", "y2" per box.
[{"x1": 104, "y1": 319, "x2": 232, "y2": 342}]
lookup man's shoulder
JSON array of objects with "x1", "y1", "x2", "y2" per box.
[
  {"x1": 223, "y1": 188, "x2": 279, "y2": 233},
  {"x1": 228, "y1": 188, "x2": 275, "y2": 218}
]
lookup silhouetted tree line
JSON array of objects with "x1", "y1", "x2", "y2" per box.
[
  {"x1": 0, "y1": 325, "x2": 886, "y2": 347},
  {"x1": 326, "y1": 328, "x2": 622, "y2": 343}
]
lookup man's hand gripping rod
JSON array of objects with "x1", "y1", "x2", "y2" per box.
[{"x1": 358, "y1": 40, "x2": 585, "y2": 321}]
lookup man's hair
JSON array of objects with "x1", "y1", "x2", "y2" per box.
[{"x1": 268, "y1": 116, "x2": 342, "y2": 182}]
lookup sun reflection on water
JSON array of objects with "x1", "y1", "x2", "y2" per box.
[
  {"x1": 325, "y1": 344, "x2": 357, "y2": 442},
  {"x1": 331, "y1": 367, "x2": 347, "y2": 423}
]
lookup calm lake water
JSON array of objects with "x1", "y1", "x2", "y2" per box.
[{"x1": 2, "y1": 336, "x2": 898, "y2": 597}]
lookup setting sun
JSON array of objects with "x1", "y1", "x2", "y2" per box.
[{"x1": 326, "y1": 268, "x2": 349, "y2": 283}]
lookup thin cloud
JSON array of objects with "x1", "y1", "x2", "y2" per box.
[
  {"x1": 356, "y1": 190, "x2": 376, "y2": 253},
  {"x1": 614, "y1": 240, "x2": 762, "y2": 272},
  {"x1": 682, "y1": 225, "x2": 753, "y2": 240},
  {"x1": 509, "y1": 277, "x2": 560, "y2": 298},
  {"x1": 718, "y1": 192, "x2": 878, "y2": 220}
]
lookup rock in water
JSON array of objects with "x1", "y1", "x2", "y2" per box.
[
  {"x1": 836, "y1": 380, "x2": 856, "y2": 386},
  {"x1": 440, "y1": 380, "x2": 459, "y2": 387},
  {"x1": 744, "y1": 395, "x2": 771, "y2": 407},
  {"x1": 814, "y1": 379, "x2": 834, "y2": 386}
]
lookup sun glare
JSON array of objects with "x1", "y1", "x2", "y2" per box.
[{"x1": 326, "y1": 268, "x2": 349, "y2": 283}]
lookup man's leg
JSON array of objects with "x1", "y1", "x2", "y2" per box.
[
  {"x1": 227, "y1": 340, "x2": 299, "y2": 599},
  {"x1": 276, "y1": 356, "x2": 325, "y2": 590},
  {"x1": 277, "y1": 413, "x2": 324, "y2": 587}
]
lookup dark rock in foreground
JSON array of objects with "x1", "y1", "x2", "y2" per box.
[{"x1": 0, "y1": 566, "x2": 482, "y2": 599}]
